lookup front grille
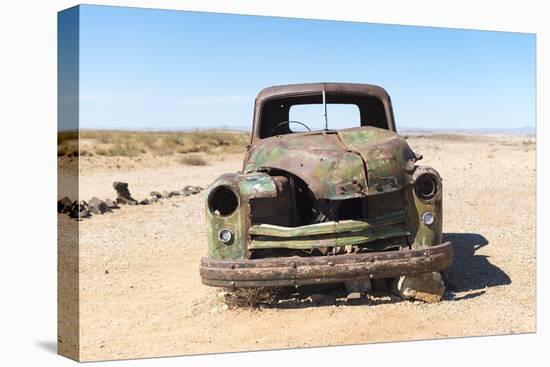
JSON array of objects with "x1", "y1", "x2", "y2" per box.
[{"x1": 247, "y1": 185, "x2": 410, "y2": 258}]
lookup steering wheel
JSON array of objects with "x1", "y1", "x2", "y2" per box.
[{"x1": 269, "y1": 120, "x2": 312, "y2": 136}]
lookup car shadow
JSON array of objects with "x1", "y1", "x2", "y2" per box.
[
  {"x1": 443, "y1": 232, "x2": 511, "y2": 301},
  {"x1": 234, "y1": 232, "x2": 511, "y2": 309}
]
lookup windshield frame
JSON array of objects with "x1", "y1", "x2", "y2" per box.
[{"x1": 254, "y1": 91, "x2": 393, "y2": 140}]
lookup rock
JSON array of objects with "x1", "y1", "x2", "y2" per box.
[
  {"x1": 169, "y1": 190, "x2": 181, "y2": 196},
  {"x1": 393, "y1": 272, "x2": 445, "y2": 303},
  {"x1": 150, "y1": 191, "x2": 162, "y2": 199},
  {"x1": 104, "y1": 198, "x2": 118, "y2": 209},
  {"x1": 345, "y1": 292, "x2": 363, "y2": 304},
  {"x1": 112, "y1": 181, "x2": 138, "y2": 204},
  {"x1": 345, "y1": 279, "x2": 372, "y2": 293},
  {"x1": 112, "y1": 181, "x2": 131, "y2": 197},
  {"x1": 116, "y1": 197, "x2": 138, "y2": 205},
  {"x1": 183, "y1": 185, "x2": 203, "y2": 195},
  {"x1": 161, "y1": 191, "x2": 170, "y2": 199},
  {"x1": 139, "y1": 198, "x2": 151, "y2": 205},
  {"x1": 148, "y1": 196, "x2": 158, "y2": 203},
  {"x1": 68, "y1": 200, "x2": 90, "y2": 220},
  {"x1": 88, "y1": 197, "x2": 111, "y2": 214},
  {"x1": 57, "y1": 197, "x2": 72, "y2": 213}
]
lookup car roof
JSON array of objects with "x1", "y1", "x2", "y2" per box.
[
  {"x1": 251, "y1": 83, "x2": 396, "y2": 141},
  {"x1": 255, "y1": 82, "x2": 391, "y2": 104}
]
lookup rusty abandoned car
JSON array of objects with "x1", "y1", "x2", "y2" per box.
[{"x1": 200, "y1": 83, "x2": 453, "y2": 302}]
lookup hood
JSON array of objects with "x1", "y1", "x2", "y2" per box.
[{"x1": 244, "y1": 126, "x2": 417, "y2": 200}]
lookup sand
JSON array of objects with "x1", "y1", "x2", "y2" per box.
[{"x1": 58, "y1": 133, "x2": 536, "y2": 361}]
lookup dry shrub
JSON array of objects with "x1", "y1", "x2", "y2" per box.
[
  {"x1": 75, "y1": 129, "x2": 249, "y2": 157},
  {"x1": 96, "y1": 141, "x2": 143, "y2": 157},
  {"x1": 162, "y1": 134, "x2": 185, "y2": 147},
  {"x1": 58, "y1": 131, "x2": 78, "y2": 144},
  {"x1": 220, "y1": 288, "x2": 281, "y2": 308},
  {"x1": 57, "y1": 138, "x2": 79, "y2": 157},
  {"x1": 179, "y1": 154, "x2": 207, "y2": 166},
  {"x1": 135, "y1": 134, "x2": 158, "y2": 149},
  {"x1": 176, "y1": 144, "x2": 209, "y2": 154}
]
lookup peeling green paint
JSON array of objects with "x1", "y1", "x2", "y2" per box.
[
  {"x1": 249, "y1": 211, "x2": 406, "y2": 237},
  {"x1": 244, "y1": 132, "x2": 367, "y2": 200},
  {"x1": 244, "y1": 127, "x2": 418, "y2": 199},
  {"x1": 338, "y1": 127, "x2": 417, "y2": 194},
  {"x1": 250, "y1": 225, "x2": 410, "y2": 250}
]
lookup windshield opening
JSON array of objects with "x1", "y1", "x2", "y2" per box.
[
  {"x1": 258, "y1": 93, "x2": 388, "y2": 138},
  {"x1": 289, "y1": 103, "x2": 360, "y2": 132}
]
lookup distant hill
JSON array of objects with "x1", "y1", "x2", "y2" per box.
[{"x1": 79, "y1": 125, "x2": 536, "y2": 136}]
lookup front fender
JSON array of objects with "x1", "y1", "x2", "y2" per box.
[
  {"x1": 406, "y1": 165, "x2": 443, "y2": 249},
  {"x1": 205, "y1": 172, "x2": 280, "y2": 260}
]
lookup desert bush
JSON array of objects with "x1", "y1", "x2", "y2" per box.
[
  {"x1": 58, "y1": 131, "x2": 78, "y2": 144},
  {"x1": 179, "y1": 154, "x2": 207, "y2": 166},
  {"x1": 69, "y1": 129, "x2": 249, "y2": 157},
  {"x1": 220, "y1": 288, "x2": 281, "y2": 308},
  {"x1": 96, "y1": 141, "x2": 143, "y2": 157}
]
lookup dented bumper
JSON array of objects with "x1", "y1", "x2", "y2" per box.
[{"x1": 200, "y1": 241, "x2": 453, "y2": 288}]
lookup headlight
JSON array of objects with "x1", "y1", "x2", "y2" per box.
[
  {"x1": 218, "y1": 228, "x2": 234, "y2": 244},
  {"x1": 422, "y1": 211, "x2": 435, "y2": 225},
  {"x1": 208, "y1": 185, "x2": 239, "y2": 216},
  {"x1": 414, "y1": 173, "x2": 440, "y2": 202}
]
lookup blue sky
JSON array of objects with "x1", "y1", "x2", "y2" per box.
[{"x1": 75, "y1": 5, "x2": 536, "y2": 131}]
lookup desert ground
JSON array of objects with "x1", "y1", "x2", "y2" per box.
[{"x1": 58, "y1": 131, "x2": 536, "y2": 361}]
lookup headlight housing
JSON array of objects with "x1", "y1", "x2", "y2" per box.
[
  {"x1": 414, "y1": 172, "x2": 441, "y2": 203},
  {"x1": 208, "y1": 185, "x2": 240, "y2": 217}
]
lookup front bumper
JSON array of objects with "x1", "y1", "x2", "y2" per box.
[{"x1": 200, "y1": 241, "x2": 453, "y2": 288}]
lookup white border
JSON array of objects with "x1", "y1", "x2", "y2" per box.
[{"x1": 0, "y1": 1, "x2": 546, "y2": 366}]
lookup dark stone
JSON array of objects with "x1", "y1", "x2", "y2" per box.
[
  {"x1": 88, "y1": 197, "x2": 111, "y2": 214},
  {"x1": 182, "y1": 185, "x2": 203, "y2": 195},
  {"x1": 57, "y1": 197, "x2": 72, "y2": 213},
  {"x1": 169, "y1": 190, "x2": 181, "y2": 196},
  {"x1": 104, "y1": 198, "x2": 118, "y2": 209},
  {"x1": 112, "y1": 181, "x2": 137, "y2": 204},
  {"x1": 116, "y1": 197, "x2": 138, "y2": 205},
  {"x1": 68, "y1": 200, "x2": 91, "y2": 220},
  {"x1": 139, "y1": 198, "x2": 151, "y2": 205},
  {"x1": 150, "y1": 191, "x2": 162, "y2": 198}
]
